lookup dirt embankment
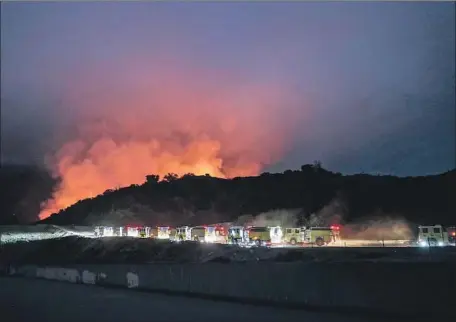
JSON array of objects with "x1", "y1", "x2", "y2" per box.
[{"x1": 1, "y1": 236, "x2": 456, "y2": 265}]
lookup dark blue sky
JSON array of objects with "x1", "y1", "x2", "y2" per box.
[{"x1": 2, "y1": 2, "x2": 455, "y2": 177}]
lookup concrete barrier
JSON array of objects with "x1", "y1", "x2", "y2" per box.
[{"x1": 2, "y1": 262, "x2": 455, "y2": 318}]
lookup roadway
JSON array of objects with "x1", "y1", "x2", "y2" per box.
[{"x1": 0, "y1": 277, "x2": 388, "y2": 322}]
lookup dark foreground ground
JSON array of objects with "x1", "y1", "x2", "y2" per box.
[
  {"x1": 1, "y1": 236, "x2": 456, "y2": 265},
  {"x1": 0, "y1": 277, "x2": 390, "y2": 322}
]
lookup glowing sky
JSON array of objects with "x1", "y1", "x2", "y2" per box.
[{"x1": 2, "y1": 2, "x2": 455, "y2": 178}]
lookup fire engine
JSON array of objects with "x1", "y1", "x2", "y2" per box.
[
  {"x1": 156, "y1": 226, "x2": 171, "y2": 239},
  {"x1": 124, "y1": 226, "x2": 140, "y2": 237},
  {"x1": 205, "y1": 225, "x2": 227, "y2": 243},
  {"x1": 418, "y1": 225, "x2": 453, "y2": 247},
  {"x1": 301, "y1": 225, "x2": 341, "y2": 246},
  {"x1": 245, "y1": 226, "x2": 272, "y2": 246},
  {"x1": 227, "y1": 226, "x2": 249, "y2": 245},
  {"x1": 139, "y1": 227, "x2": 151, "y2": 238},
  {"x1": 281, "y1": 227, "x2": 304, "y2": 245},
  {"x1": 268, "y1": 225, "x2": 341, "y2": 246},
  {"x1": 94, "y1": 226, "x2": 115, "y2": 237},
  {"x1": 171, "y1": 226, "x2": 191, "y2": 242},
  {"x1": 189, "y1": 226, "x2": 206, "y2": 242}
]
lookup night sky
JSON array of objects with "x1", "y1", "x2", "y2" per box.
[{"x1": 2, "y1": 2, "x2": 455, "y2": 178}]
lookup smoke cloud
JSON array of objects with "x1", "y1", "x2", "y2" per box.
[
  {"x1": 39, "y1": 58, "x2": 303, "y2": 219},
  {"x1": 235, "y1": 209, "x2": 303, "y2": 228},
  {"x1": 342, "y1": 214, "x2": 414, "y2": 240},
  {"x1": 306, "y1": 197, "x2": 347, "y2": 227}
]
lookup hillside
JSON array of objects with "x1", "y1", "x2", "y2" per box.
[
  {"x1": 39, "y1": 164, "x2": 456, "y2": 227},
  {"x1": 0, "y1": 164, "x2": 57, "y2": 224}
]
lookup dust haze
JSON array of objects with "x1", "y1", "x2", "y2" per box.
[
  {"x1": 342, "y1": 214, "x2": 414, "y2": 240},
  {"x1": 233, "y1": 198, "x2": 414, "y2": 240}
]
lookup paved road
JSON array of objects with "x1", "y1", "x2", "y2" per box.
[{"x1": 0, "y1": 277, "x2": 387, "y2": 322}]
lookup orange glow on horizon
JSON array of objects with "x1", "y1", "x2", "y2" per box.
[{"x1": 38, "y1": 60, "x2": 301, "y2": 220}]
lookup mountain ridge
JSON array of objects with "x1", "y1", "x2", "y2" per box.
[{"x1": 36, "y1": 164, "x2": 455, "y2": 227}]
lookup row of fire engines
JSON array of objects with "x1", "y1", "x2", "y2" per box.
[
  {"x1": 94, "y1": 226, "x2": 173, "y2": 239},
  {"x1": 225, "y1": 225, "x2": 341, "y2": 247},
  {"x1": 93, "y1": 224, "x2": 341, "y2": 247}
]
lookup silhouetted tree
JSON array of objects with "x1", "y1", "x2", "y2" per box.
[
  {"x1": 145, "y1": 174, "x2": 160, "y2": 184},
  {"x1": 164, "y1": 173, "x2": 179, "y2": 182},
  {"x1": 312, "y1": 160, "x2": 322, "y2": 170},
  {"x1": 300, "y1": 164, "x2": 313, "y2": 172}
]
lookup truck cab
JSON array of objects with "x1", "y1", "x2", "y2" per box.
[
  {"x1": 189, "y1": 226, "x2": 206, "y2": 242},
  {"x1": 205, "y1": 225, "x2": 227, "y2": 243},
  {"x1": 282, "y1": 227, "x2": 304, "y2": 245},
  {"x1": 269, "y1": 226, "x2": 283, "y2": 245},
  {"x1": 138, "y1": 226, "x2": 151, "y2": 238},
  {"x1": 172, "y1": 226, "x2": 191, "y2": 242},
  {"x1": 227, "y1": 226, "x2": 248, "y2": 245},
  {"x1": 126, "y1": 226, "x2": 140, "y2": 237},
  {"x1": 418, "y1": 225, "x2": 449, "y2": 247},
  {"x1": 246, "y1": 226, "x2": 271, "y2": 247},
  {"x1": 157, "y1": 226, "x2": 171, "y2": 239},
  {"x1": 113, "y1": 227, "x2": 125, "y2": 236}
]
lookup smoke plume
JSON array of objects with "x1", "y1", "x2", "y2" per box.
[
  {"x1": 306, "y1": 197, "x2": 347, "y2": 227},
  {"x1": 235, "y1": 209, "x2": 302, "y2": 227},
  {"x1": 39, "y1": 58, "x2": 302, "y2": 219},
  {"x1": 306, "y1": 198, "x2": 413, "y2": 240}
]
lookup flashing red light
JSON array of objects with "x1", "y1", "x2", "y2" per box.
[{"x1": 330, "y1": 225, "x2": 340, "y2": 231}]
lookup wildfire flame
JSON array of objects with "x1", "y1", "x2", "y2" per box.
[{"x1": 39, "y1": 59, "x2": 301, "y2": 219}]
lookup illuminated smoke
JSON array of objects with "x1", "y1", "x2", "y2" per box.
[
  {"x1": 237, "y1": 209, "x2": 302, "y2": 228},
  {"x1": 342, "y1": 213, "x2": 414, "y2": 240},
  {"x1": 39, "y1": 59, "x2": 302, "y2": 219},
  {"x1": 306, "y1": 197, "x2": 347, "y2": 227}
]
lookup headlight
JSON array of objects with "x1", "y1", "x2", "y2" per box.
[
  {"x1": 419, "y1": 240, "x2": 428, "y2": 247},
  {"x1": 438, "y1": 241, "x2": 444, "y2": 247}
]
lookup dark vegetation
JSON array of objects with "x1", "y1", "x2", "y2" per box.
[
  {"x1": 0, "y1": 164, "x2": 57, "y2": 224},
  {"x1": 31, "y1": 163, "x2": 455, "y2": 227}
]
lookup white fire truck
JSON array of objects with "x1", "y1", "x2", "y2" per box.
[
  {"x1": 418, "y1": 225, "x2": 454, "y2": 247},
  {"x1": 156, "y1": 226, "x2": 171, "y2": 239},
  {"x1": 205, "y1": 225, "x2": 227, "y2": 243},
  {"x1": 94, "y1": 226, "x2": 114, "y2": 237}
]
